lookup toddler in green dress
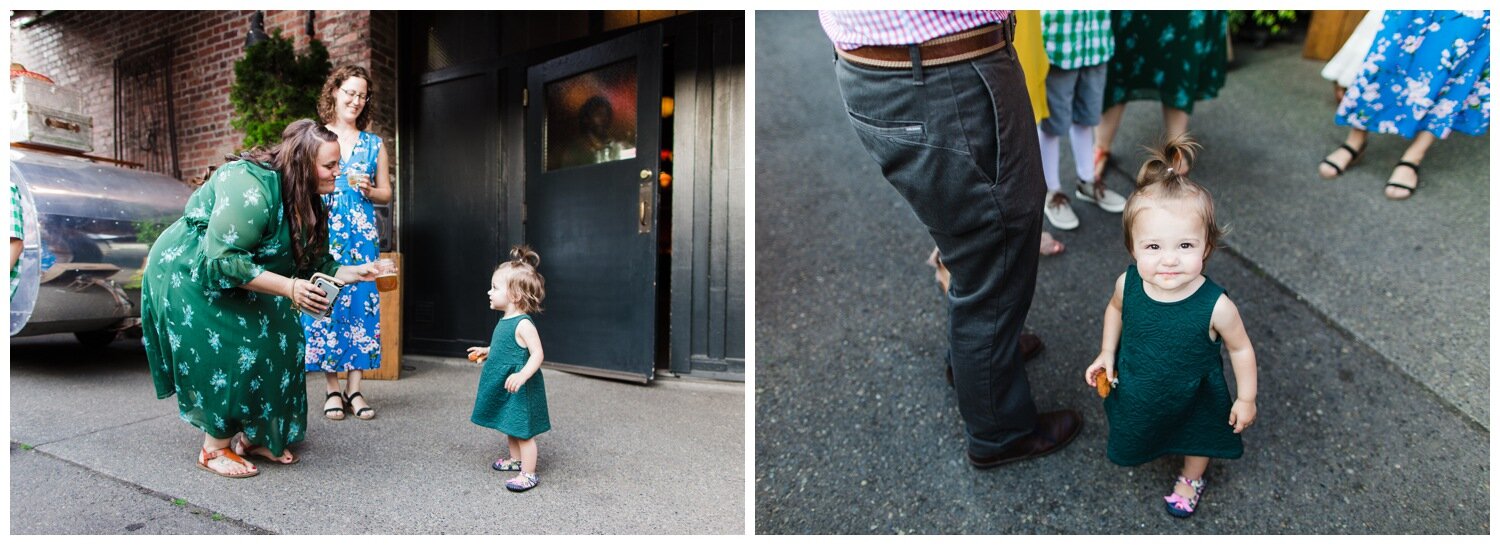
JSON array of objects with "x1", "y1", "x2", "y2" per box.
[
  {"x1": 467, "y1": 246, "x2": 550, "y2": 492},
  {"x1": 1083, "y1": 134, "x2": 1258, "y2": 518}
]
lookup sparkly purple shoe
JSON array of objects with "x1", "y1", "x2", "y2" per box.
[
  {"x1": 506, "y1": 472, "x2": 539, "y2": 492},
  {"x1": 492, "y1": 457, "x2": 522, "y2": 472},
  {"x1": 1164, "y1": 475, "x2": 1205, "y2": 518}
]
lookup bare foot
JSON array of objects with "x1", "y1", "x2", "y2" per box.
[
  {"x1": 926, "y1": 247, "x2": 951, "y2": 293},
  {"x1": 233, "y1": 433, "x2": 297, "y2": 464},
  {"x1": 1040, "y1": 232, "x2": 1065, "y2": 256}
]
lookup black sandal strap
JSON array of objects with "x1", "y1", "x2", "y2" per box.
[
  {"x1": 345, "y1": 391, "x2": 364, "y2": 401},
  {"x1": 1395, "y1": 160, "x2": 1420, "y2": 174},
  {"x1": 355, "y1": 407, "x2": 375, "y2": 416},
  {"x1": 325, "y1": 407, "x2": 345, "y2": 414},
  {"x1": 1339, "y1": 142, "x2": 1364, "y2": 157},
  {"x1": 1385, "y1": 181, "x2": 1417, "y2": 193},
  {"x1": 326, "y1": 391, "x2": 343, "y2": 400},
  {"x1": 1320, "y1": 159, "x2": 1345, "y2": 175}
]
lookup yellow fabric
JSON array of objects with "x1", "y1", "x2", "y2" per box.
[{"x1": 1013, "y1": 10, "x2": 1049, "y2": 123}]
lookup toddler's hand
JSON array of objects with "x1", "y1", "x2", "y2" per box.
[
  {"x1": 1083, "y1": 354, "x2": 1116, "y2": 389},
  {"x1": 466, "y1": 346, "x2": 489, "y2": 364},
  {"x1": 504, "y1": 372, "x2": 530, "y2": 393},
  {"x1": 1229, "y1": 399, "x2": 1257, "y2": 433}
]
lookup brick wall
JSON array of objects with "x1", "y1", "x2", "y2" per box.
[{"x1": 11, "y1": 10, "x2": 397, "y2": 184}]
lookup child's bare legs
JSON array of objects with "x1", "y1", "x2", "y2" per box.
[
  {"x1": 506, "y1": 435, "x2": 522, "y2": 463},
  {"x1": 1385, "y1": 130, "x2": 1437, "y2": 199},
  {"x1": 516, "y1": 437, "x2": 539, "y2": 474},
  {"x1": 1162, "y1": 107, "x2": 1190, "y2": 140},
  {"x1": 1319, "y1": 128, "x2": 1368, "y2": 178},
  {"x1": 1175, "y1": 456, "x2": 1210, "y2": 499}
]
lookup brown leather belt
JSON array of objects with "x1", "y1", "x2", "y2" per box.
[{"x1": 837, "y1": 23, "x2": 1009, "y2": 69}]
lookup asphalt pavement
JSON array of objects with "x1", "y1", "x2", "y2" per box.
[
  {"x1": 753, "y1": 11, "x2": 1488, "y2": 534},
  {"x1": 10, "y1": 334, "x2": 744, "y2": 535}
]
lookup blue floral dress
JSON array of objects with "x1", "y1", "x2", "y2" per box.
[
  {"x1": 1336, "y1": 11, "x2": 1490, "y2": 139},
  {"x1": 302, "y1": 131, "x2": 383, "y2": 372}
]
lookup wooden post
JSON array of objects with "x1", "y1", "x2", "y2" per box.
[
  {"x1": 340, "y1": 252, "x2": 403, "y2": 380},
  {"x1": 1303, "y1": 10, "x2": 1369, "y2": 61}
]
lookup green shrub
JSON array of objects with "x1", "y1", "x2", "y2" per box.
[{"x1": 229, "y1": 29, "x2": 331, "y2": 149}]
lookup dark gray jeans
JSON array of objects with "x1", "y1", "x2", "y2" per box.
[{"x1": 834, "y1": 43, "x2": 1045, "y2": 458}]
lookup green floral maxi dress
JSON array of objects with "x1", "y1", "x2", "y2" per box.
[{"x1": 141, "y1": 160, "x2": 339, "y2": 457}]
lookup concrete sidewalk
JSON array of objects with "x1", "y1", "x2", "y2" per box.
[
  {"x1": 10, "y1": 334, "x2": 744, "y2": 534},
  {"x1": 754, "y1": 11, "x2": 1487, "y2": 534}
]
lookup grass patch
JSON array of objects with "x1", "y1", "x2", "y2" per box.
[
  {"x1": 172, "y1": 498, "x2": 187, "y2": 507},
  {"x1": 20, "y1": 444, "x2": 34, "y2": 450}
]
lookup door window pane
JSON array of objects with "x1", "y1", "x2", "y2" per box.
[{"x1": 544, "y1": 59, "x2": 637, "y2": 171}]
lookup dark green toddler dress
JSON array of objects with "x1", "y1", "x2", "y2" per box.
[
  {"x1": 471, "y1": 314, "x2": 551, "y2": 440},
  {"x1": 1103, "y1": 265, "x2": 1242, "y2": 466}
]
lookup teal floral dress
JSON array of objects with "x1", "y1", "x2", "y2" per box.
[
  {"x1": 302, "y1": 131, "x2": 384, "y2": 372},
  {"x1": 141, "y1": 160, "x2": 340, "y2": 457},
  {"x1": 1336, "y1": 11, "x2": 1490, "y2": 139},
  {"x1": 1104, "y1": 10, "x2": 1229, "y2": 114}
]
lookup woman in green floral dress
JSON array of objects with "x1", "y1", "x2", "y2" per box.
[
  {"x1": 1092, "y1": 11, "x2": 1229, "y2": 183},
  {"x1": 141, "y1": 120, "x2": 381, "y2": 478}
]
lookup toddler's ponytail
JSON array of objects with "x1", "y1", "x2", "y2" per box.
[
  {"x1": 509, "y1": 245, "x2": 541, "y2": 269},
  {"x1": 1134, "y1": 132, "x2": 1201, "y2": 195}
]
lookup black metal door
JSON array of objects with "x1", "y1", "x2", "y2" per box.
[
  {"x1": 525, "y1": 26, "x2": 662, "y2": 383},
  {"x1": 407, "y1": 69, "x2": 504, "y2": 350}
]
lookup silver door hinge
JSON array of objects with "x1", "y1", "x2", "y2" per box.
[{"x1": 522, "y1": 88, "x2": 528, "y2": 107}]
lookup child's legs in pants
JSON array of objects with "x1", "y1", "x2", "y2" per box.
[
  {"x1": 1069, "y1": 64, "x2": 1107, "y2": 182},
  {"x1": 1039, "y1": 67, "x2": 1081, "y2": 192}
]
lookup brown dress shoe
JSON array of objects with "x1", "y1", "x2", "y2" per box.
[
  {"x1": 966, "y1": 409, "x2": 1083, "y2": 469},
  {"x1": 945, "y1": 333, "x2": 1045, "y2": 387}
]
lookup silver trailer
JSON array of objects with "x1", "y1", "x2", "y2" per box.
[{"x1": 10, "y1": 147, "x2": 195, "y2": 346}]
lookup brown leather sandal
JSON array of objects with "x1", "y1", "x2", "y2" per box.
[{"x1": 197, "y1": 446, "x2": 259, "y2": 478}]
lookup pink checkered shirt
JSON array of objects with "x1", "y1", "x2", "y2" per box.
[{"x1": 819, "y1": 10, "x2": 1011, "y2": 51}]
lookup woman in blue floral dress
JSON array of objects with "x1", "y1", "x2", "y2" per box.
[
  {"x1": 303, "y1": 65, "x2": 394, "y2": 420},
  {"x1": 1319, "y1": 11, "x2": 1490, "y2": 200}
]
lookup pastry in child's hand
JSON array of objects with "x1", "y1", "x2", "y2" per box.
[
  {"x1": 468, "y1": 352, "x2": 481, "y2": 362},
  {"x1": 1093, "y1": 368, "x2": 1111, "y2": 398}
]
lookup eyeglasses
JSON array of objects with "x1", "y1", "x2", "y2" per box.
[{"x1": 339, "y1": 87, "x2": 371, "y2": 102}]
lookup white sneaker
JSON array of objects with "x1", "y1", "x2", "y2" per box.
[
  {"x1": 1074, "y1": 180, "x2": 1126, "y2": 213},
  {"x1": 1043, "y1": 191, "x2": 1079, "y2": 230}
]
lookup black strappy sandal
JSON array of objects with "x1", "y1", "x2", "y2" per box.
[
  {"x1": 1319, "y1": 142, "x2": 1366, "y2": 179},
  {"x1": 323, "y1": 391, "x2": 346, "y2": 420},
  {"x1": 345, "y1": 391, "x2": 377, "y2": 420},
  {"x1": 1385, "y1": 160, "x2": 1420, "y2": 200}
]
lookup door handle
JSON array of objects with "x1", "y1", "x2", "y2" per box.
[{"x1": 638, "y1": 180, "x2": 652, "y2": 234}]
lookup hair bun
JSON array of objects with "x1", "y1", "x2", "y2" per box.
[
  {"x1": 510, "y1": 244, "x2": 540, "y2": 268},
  {"x1": 1135, "y1": 132, "x2": 1201, "y2": 189}
]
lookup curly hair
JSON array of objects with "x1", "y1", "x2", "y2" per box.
[
  {"x1": 495, "y1": 245, "x2": 545, "y2": 314},
  {"x1": 317, "y1": 65, "x2": 372, "y2": 131}
]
